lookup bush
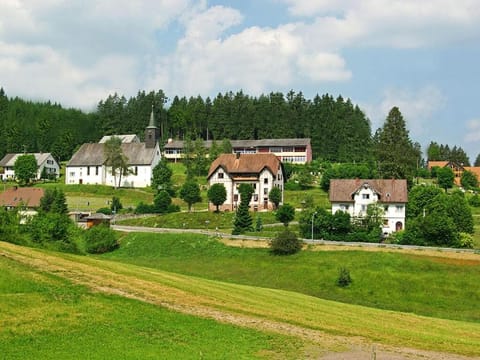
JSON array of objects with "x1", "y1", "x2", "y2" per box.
[
  {"x1": 469, "y1": 194, "x2": 480, "y2": 207},
  {"x1": 284, "y1": 181, "x2": 301, "y2": 191},
  {"x1": 135, "y1": 202, "x2": 155, "y2": 214},
  {"x1": 270, "y1": 229, "x2": 303, "y2": 255},
  {"x1": 84, "y1": 224, "x2": 118, "y2": 254},
  {"x1": 336, "y1": 267, "x2": 352, "y2": 287},
  {"x1": 97, "y1": 207, "x2": 112, "y2": 215},
  {"x1": 457, "y1": 232, "x2": 474, "y2": 249}
]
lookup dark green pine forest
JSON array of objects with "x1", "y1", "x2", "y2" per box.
[
  {"x1": 0, "y1": 87, "x2": 472, "y2": 170},
  {"x1": 0, "y1": 88, "x2": 372, "y2": 163}
]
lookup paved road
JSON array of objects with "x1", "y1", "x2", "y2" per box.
[{"x1": 111, "y1": 225, "x2": 479, "y2": 254}]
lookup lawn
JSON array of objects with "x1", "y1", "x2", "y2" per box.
[
  {"x1": 0, "y1": 254, "x2": 302, "y2": 359},
  {"x1": 102, "y1": 232, "x2": 480, "y2": 324},
  {"x1": 2, "y1": 241, "x2": 479, "y2": 357}
]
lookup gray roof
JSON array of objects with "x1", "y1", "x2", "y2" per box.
[
  {"x1": 0, "y1": 153, "x2": 55, "y2": 167},
  {"x1": 67, "y1": 143, "x2": 157, "y2": 167},
  {"x1": 164, "y1": 138, "x2": 311, "y2": 149},
  {"x1": 99, "y1": 134, "x2": 140, "y2": 143}
]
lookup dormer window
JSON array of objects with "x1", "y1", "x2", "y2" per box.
[{"x1": 362, "y1": 194, "x2": 370, "y2": 199}]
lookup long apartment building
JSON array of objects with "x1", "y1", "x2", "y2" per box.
[{"x1": 163, "y1": 138, "x2": 312, "y2": 164}]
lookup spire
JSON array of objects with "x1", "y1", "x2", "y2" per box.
[{"x1": 148, "y1": 104, "x2": 156, "y2": 128}]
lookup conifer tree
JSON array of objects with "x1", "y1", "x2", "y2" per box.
[{"x1": 232, "y1": 184, "x2": 254, "y2": 235}]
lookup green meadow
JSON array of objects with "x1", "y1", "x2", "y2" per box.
[
  {"x1": 0, "y1": 253, "x2": 302, "y2": 359},
  {"x1": 102, "y1": 232, "x2": 480, "y2": 323},
  {"x1": 1, "y1": 241, "x2": 479, "y2": 357}
]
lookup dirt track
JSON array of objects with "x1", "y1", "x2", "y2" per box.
[{"x1": 0, "y1": 241, "x2": 478, "y2": 360}]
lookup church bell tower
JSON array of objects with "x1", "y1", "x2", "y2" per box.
[{"x1": 145, "y1": 105, "x2": 160, "y2": 148}]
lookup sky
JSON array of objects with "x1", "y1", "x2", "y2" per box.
[{"x1": 1, "y1": 0, "x2": 480, "y2": 161}]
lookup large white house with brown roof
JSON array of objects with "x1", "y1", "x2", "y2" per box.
[
  {"x1": 165, "y1": 138, "x2": 312, "y2": 164},
  {"x1": 65, "y1": 110, "x2": 161, "y2": 188},
  {"x1": 207, "y1": 153, "x2": 285, "y2": 211},
  {"x1": 329, "y1": 179, "x2": 408, "y2": 235}
]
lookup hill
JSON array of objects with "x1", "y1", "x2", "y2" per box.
[{"x1": 0, "y1": 240, "x2": 479, "y2": 359}]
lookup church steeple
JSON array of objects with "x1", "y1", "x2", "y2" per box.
[{"x1": 145, "y1": 104, "x2": 159, "y2": 148}]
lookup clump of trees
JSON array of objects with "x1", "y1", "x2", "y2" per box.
[{"x1": 398, "y1": 186, "x2": 474, "y2": 248}]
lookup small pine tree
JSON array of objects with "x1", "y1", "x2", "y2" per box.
[
  {"x1": 255, "y1": 215, "x2": 263, "y2": 232},
  {"x1": 336, "y1": 267, "x2": 352, "y2": 287}
]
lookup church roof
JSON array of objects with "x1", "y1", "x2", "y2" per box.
[{"x1": 67, "y1": 143, "x2": 158, "y2": 167}]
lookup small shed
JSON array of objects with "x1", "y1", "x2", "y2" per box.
[{"x1": 86, "y1": 213, "x2": 112, "y2": 229}]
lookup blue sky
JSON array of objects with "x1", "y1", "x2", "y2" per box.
[{"x1": 1, "y1": 0, "x2": 479, "y2": 161}]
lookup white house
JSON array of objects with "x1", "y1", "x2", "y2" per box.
[
  {"x1": 329, "y1": 179, "x2": 408, "y2": 235},
  {"x1": 0, "y1": 153, "x2": 60, "y2": 181},
  {"x1": 65, "y1": 109, "x2": 161, "y2": 188},
  {"x1": 207, "y1": 153, "x2": 285, "y2": 211}
]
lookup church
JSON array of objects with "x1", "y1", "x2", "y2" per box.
[{"x1": 65, "y1": 109, "x2": 161, "y2": 188}]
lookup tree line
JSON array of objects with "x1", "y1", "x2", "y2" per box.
[{"x1": 0, "y1": 87, "x2": 476, "y2": 172}]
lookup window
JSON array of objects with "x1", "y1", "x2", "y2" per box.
[
  {"x1": 218, "y1": 172, "x2": 224, "y2": 179},
  {"x1": 134, "y1": 166, "x2": 138, "y2": 175},
  {"x1": 233, "y1": 194, "x2": 239, "y2": 202},
  {"x1": 383, "y1": 219, "x2": 389, "y2": 226},
  {"x1": 69, "y1": 172, "x2": 75, "y2": 177},
  {"x1": 361, "y1": 205, "x2": 366, "y2": 211},
  {"x1": 362, "y1": 194, "x2": 370, "y2": 199},
  {"x1": 95, "y1": 166, "x2": 99, "y2": 176},
  {"x1": 264, "y1": 178, "x2": 268, "y2": 184},
  {"x1": 384, "y1": 205, "x2": 389, "y2": 211},
  {"x1": 263, "y1": 188, "x2": 268, "y2": 195},
  {"x1": 253, "y1": 194, "x2": 258, "y2": 201},
  {"x1": 396, "y1": 205, "x2": 403, "y2": 212},
  {"x1": 87, "y1": 167, "x2": 90, "y2": 176}
]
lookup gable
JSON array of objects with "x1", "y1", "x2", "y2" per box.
[
  {"x1": 329, "y1": 179, "x2": 408, "y2": 203},
  {"x1": 207, "y1": 153, "x2": 282, "y2": 180}
]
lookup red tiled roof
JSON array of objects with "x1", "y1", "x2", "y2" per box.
[
  {"x1": 207, "y1": 153, "x2": 281, "y2": 179},
  {"x1": 329, "y1": 179, "x2": 408, "y2": 203},
  {"x1": 0, "y1": 187, "x2": 45, "y2": 208}
]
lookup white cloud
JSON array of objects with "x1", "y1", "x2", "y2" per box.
[
  {"x1": 362, "y1": 86, "x2": 446, "y2": 136},
  {"x1": 464, "y1": 119, "x2": 480, "y2": 143},
  {"x1": 280, "y1": 0, "x2": 480, "y2": 48}
]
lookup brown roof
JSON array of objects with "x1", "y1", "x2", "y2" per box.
[
  {"x1": 0, "y1": 187, "x2": 45, "y2": 208},
  {"x1": 329, "y1": 179, "x2": 408, "y2": 203},
  {"x1": 67, "y1": 143, "x2": 158, "y2": 166},
  {"x1": 427, "y1": 161, "x2": 449, "y2": 169},
  {"x1": 464, "y1": 167, "x2": 480, "y2": 179},
  {"x1": 207, "y1": 153, "x2": 282, "y2": 179}
]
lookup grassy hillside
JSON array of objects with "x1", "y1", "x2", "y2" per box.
[
  {"x1": 1, "y1": 241, "x2": 479, "y2": 357},
  {"x1": 0, "y1": 251, "x2": 301, "y2": 359},
  {"x1": 102, "y1": 232, "x2": 480, "y2": 323}
]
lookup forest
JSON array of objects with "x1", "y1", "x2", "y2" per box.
[{"x1": 0, "y1": 87, "x2": 475, "y2": 169}]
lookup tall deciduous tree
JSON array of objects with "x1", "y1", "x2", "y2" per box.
[
  {"x1": 179, "y1": 180, "x2": 202, "y2": 212},
  {"x1": 14, "y1": 154, "x2": 37, "y2": 185},
  {"x1": 436, "y1": 167, "x2": 455, "y2": 191},
  {"x1": 151, "y1": 158, "x2": 174, "y2": 195},
  {"x1": 207, "y1": 183, "x2": 227, "y2": 212},
  {"x1": 104, "y1": 136, "x2": 129, "y2": 189},
  {"x1": 374, "y1": 107, "x2": 420, "y2": 184}
]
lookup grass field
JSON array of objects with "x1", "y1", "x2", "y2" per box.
[
  {"x1": 1, "y1": 241, "x2": 479, "y2": 358},
  {"x1": 101, "y1": 232, "x2": 480, "y2": 324},
  {"x1": 0, "y1": 252, "x2": 302, "y2": 359}
]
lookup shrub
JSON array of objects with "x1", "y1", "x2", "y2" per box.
[
  {"x1": 469, "y1": 194, "x2": 480, "y2": 207},
  {"x1": 135, "y1": 202, "x2": 155, "y2": 214},
  {"x1": 457, "y1": 232, "x2": 474, "y2": 249},
  {"x1": 97, "y1": 207, "x2": 112, "y2": 215},
  {"x1": 84, "y1": 224, "x2": 118, "y2": 254},
  {"x1": 270, "y1": 229, "x2": 303, "y2": 255},
  {"x1": 336, "y1": 267, "x2": 352, "y2": 287}
]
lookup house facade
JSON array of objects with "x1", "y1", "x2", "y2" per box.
[
  {"x1": 65, "y1": 110, "x2": 161, "y2": 188},
  {"x1": 207, "y1": 153, "x2": 285, "y2": 211},
  {"x1": 427, "y1": 160, "x2": 480, "y2": 186},
  {"x1": 164, "y1": 138, "x2": 312, "y2": 164},
  {"x1": 0, "y1": 153, "x2": 60, "y2": 181},
  {"x1": 329, "y1": 179, "x2": 408, "y2": 235}
]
